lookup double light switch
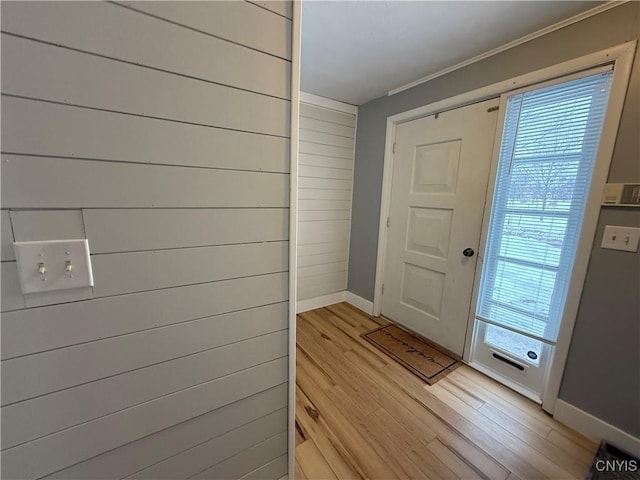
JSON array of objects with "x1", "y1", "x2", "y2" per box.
[
  {"x1": 601, "y1": 225, "x2": 640, "y2": 253},
  {"x1": 13, "y1": 239, "x2": 94, "y2": 294}
]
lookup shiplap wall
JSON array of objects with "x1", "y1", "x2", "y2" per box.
[
  {"x1": 0, "y1": 1, "x2": 291, "y2": 478},
  {"x1": 297, "y1": 97, "x2": 356, "y2": 303}
]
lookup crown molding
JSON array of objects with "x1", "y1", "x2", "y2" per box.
[{"x1": 388, "y1": 1, "x2": 628, "y2": 97}]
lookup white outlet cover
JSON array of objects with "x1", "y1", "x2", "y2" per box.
[
  {"x1": 13, "y1": 239, "x2": 94, "y2": 294},
  {"x1": 601, "y1": 225, "x2": 640, "y2": 253}
]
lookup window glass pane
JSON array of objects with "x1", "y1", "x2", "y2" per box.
[
  {"x1": 507, "y1": 157, "x2": 581, "y2": 213},
  {"x1": 514, "y1": 96, "x2": 592, "y2": 157},
  {"x1": 484, "y1": 324, "x2": 542, "y2": 366},
  {"x1": 500, "y1": 213, "x2": 566, "y2": 267},
  {"x1": 476, "y1": 70, "x2": 613, "y2": 343},
  {"x1": 489, "y1": 261, "x2": 555, "y2": 317},
  {"x1": 484, "y1": 304, "x2": 547, "y2": 338}
]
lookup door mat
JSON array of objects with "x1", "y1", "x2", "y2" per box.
[
  {"x1": 361, "y1": 324, "x2": 460, "y2": 385},
  {"x1": 587, "y1": 441, "x2": 640, "y2": 479}
]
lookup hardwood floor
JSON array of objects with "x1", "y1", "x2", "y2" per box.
[{"x1": 295, "y1": 303, "x2": 597, "y2": 480}]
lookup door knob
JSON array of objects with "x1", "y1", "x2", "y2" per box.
[{"x1": 462, "y1": 248, "x2": 475, "y2": 257}]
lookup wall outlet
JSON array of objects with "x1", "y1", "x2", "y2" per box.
[{"x1": 601, "y1": 225, "x2": 640, "y2": 253}]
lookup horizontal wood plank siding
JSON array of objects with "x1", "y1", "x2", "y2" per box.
[
  {"x1": 300, "y1": 103, "x2": 355, "y2": 127},
  {"x1": 10, "y1": 210, "x2": 86, "y2": 242},
  {"x1": 298, "y1": 199, "x2": 352, "y2": 211},
  {"x1": 298, "y1": 209, "x2": 351, "y2": 221},
  {"x1": 299, "y1": 165, "x2": 353, "y2": 180},
  {"x1": 191, "y1": 432, "x2": 288, "y2": 480},
  {"x1": 249, "y1": 1, "x2": 293, "y2": 19},
  {"x1": 83, "y1": 208, "x2": 288, "y2": 254},
  {"x1": 45, "y1": 384, "x2": 287, "y2": 479},
  {"x1": 1, "y1": 274, "x2": 288, "y2": 360},
  {"x1": 90, "y1": 242, "x2": 288, "y2": 297},
  {"x1": 2, "y1": 155, "x2": 289, "y2": 209},
  {"x1": 1, "y1": 262, "x2": 25, "y2": 311},
  {"x1": 299, "y1": 129, "x2": 355, "y2": 149},
  {"x1": 2, "y1": 97, "x2": 290, "y2": 173},
  {"x1": 119, "y1": 1, "x2": 292, "y2": 59},
  {"x1": 3, "y1": 331, "x2": 288, "y2": 449},
  {"x1": 0, "y1": 1, "x2": 291, "y2": 478},
  {"x1": 241, "y1": 455, "x2": 288, "y2": 480},
  {"x1": 297, "y1": 100, "x2": 356, "y2": 302},
  {"x1": 1, "y1": 1, "x2": 290, "y2": 99},
  {"x1": 298, "y1": 271, "x2": 349, "y2": 300},
  {"x1": 299, "y1": 141, "x2": 353, "y2": 159},
  {"x1": 299, "y1": 153, "x2": 353, "y2": 170},
  {"x1": 298, "y1": 242, "x2": 350, "y2": 257},
  {"x1": 126, "y1": 409, "x2": 287, "y2": 479},
  {"x1": 2, "y1": 358, "x2": 288, "y2": 480},
  {"x1": 1, "y1": 34, "x2": 289, "y2": 137},
  {"x1": 2, "y1": 324, "x2": 288, "y2": 408}
]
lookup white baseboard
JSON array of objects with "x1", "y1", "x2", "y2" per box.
[
  {"x1": 345, "y1": 291, "x2": 374, "y2": 315},
  {"x1": 554, "y1": 399, "x2": 640, "y2": 458},
  {"x1": 296, "y1": 291, "x2": 346, "y2": 313}
]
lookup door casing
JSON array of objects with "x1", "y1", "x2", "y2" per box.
[{"x1": 373, "y1": 41, "x2": 636, "y2": 413}]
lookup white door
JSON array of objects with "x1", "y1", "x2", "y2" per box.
[{"x1": 382, "y1": 99, "x2": 499, "y2": 355}]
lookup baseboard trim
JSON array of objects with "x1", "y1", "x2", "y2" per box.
[
  {"x1": 297, "y1": 291, "x2": 346, "y2": 313},
  {"x1": 345, "y1": 291, "x2": 374, "y2": 315},
  {"x1": 554, "y1": 400, "x2": 640, "y2": 458}
]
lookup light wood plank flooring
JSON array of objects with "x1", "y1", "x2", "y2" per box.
[{"x1": 295, "y1": 302, "x2": 597, "y2": 480}]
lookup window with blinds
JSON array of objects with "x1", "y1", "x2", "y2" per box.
[{"x1": 476, "y1": 68, "x2": 614, "y2": 344}]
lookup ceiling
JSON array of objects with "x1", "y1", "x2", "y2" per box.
[{"x1": 301, "y1": 1, "x2": 606, "y2": 106}]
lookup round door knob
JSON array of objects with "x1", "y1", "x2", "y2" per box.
[{"x1": 462, "y1": 248, "x2": 475, "y2": 257}]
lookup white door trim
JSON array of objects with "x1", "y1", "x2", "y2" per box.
[
  {"x1": 540, "y1": 42, "x2": 636, "y2": 412},
  {"x1": 288, "y1": 0, "x2": 302, "y2": 477},
  {"x1": 373, "y1": 40, "x2": 636, "y2": 412}
]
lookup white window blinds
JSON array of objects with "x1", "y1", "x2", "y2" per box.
[{"x1": 476, "y1": 68, "x2": 614, "y2": 344}]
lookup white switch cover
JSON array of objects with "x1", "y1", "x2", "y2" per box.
[
  {"x1": 13, "y1": 239, "x2": 94, "y2": 294},
  {"x1": 601, "y1": 225, "x2": 640, "y2": 252}
]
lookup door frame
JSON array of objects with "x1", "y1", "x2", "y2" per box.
[{"x1": 372, "y1": 40, "x2": 636, "y2": 412}]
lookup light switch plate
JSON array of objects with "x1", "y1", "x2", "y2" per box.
[
  {"x1": 13, "y1": 239, "x2": 94, "y2": 294},
  {"x1": 601, "y1": 226, "x2": 640, "y2": 253}
]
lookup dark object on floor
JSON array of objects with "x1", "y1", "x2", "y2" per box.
[
  {"x1": 361, "y1": 324, "x2": 459, "y2": 385},
  {"x1": 587, "y1": 441, "x2": 640, "y2": 479}
]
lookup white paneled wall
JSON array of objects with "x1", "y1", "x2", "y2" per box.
[
  {"x1": 297, "y1": 94, "x2": 357, "y2": 309},
  {"x1": 1, "y1": 2, "x2": 291, "y2": 478}
]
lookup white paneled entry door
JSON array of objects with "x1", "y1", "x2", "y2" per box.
[{"x1": 382, "y1": 99, "x2": 499, "y2": 355}]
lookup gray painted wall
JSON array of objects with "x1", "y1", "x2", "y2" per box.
[
  {"x1": 1, "y1": 1, "x2": 292, "y2": 478},
  {"x1": 560, "y1": 208, "x2": 640, "y2": 437},
  {"x1": 349, "y1": 2, "x2": 639, "y2": 437}
]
